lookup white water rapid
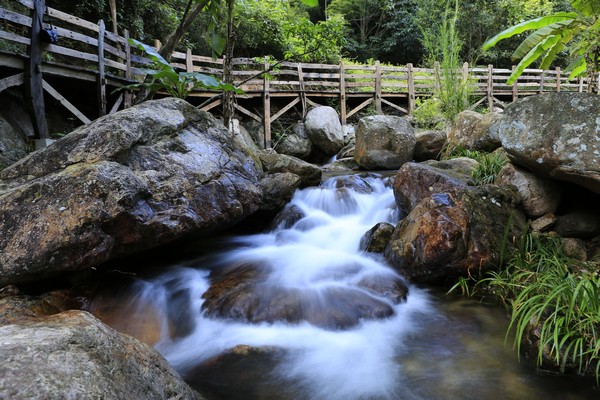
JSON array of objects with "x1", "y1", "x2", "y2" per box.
[{"x1": 139, "y1": 174, "x2": 433, "y2": 399}]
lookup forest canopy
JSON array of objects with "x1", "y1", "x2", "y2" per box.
[{"x1": 45, "y1": 0, "x2": 576, "y2": 67}]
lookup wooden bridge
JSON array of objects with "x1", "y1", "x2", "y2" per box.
[{"x1": 1, "y1": 0, "x2": 596, "y2": 147}]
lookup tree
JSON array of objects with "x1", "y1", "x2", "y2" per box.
[{"x1": 483, "y1": 0, "x2": 600, "y2": 90}]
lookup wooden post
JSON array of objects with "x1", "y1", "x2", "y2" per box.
[
  {"x1": 375, "y1": 60, "x2": 382, "y2": 114},
  {"x1": 539, "y1": 70, "x2": 545, "y2": 94},
  {"x1": 511, "y1": 65, "x2": 518, "y2": 102},
  {"x1": 487, "y1": 64, "x2": 493, "y2": 112},
  {"x1": 555, "y1": 67, "x2": 561, "y2": 92},
  {"x1": 297, "y1": 63, "x2": 306, "y2": 118},
  {"x1": 263, "y1": 60, "x2": 271, "y2": 148},
  {"x1": 26, "y1": 0, "x2": 49, "y2": 139},
  {"x1": 407, "y1": 63, "x2": 415, "y2": 115},
  {"x1": 97, "y1": 19, "x2": 107, "y2": 117},
  {"x1": 124, "y1": 29, "x2": 132, "y2": 108},
  {"x1": 339, "y1": 61, "x2": 346, "y2": 125},
  {"x1": 186, "y1": 48, "x2": 193, "y2": 72}
]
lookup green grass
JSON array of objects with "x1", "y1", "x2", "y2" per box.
[
  {"x1": 449, "y1": 232, "x2": 600, "y2": 381},
  {"x1": 444, "y1": 146, "x2": 507, "y2": 185}
]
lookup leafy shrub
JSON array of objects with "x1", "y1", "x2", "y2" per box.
[{"x1": 412, "y1": 97, "x2": 445, "y2": 129}]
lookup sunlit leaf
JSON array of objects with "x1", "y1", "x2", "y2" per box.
[{"x1": 507, "y1": 35, "x2": 561, "y2": 84}]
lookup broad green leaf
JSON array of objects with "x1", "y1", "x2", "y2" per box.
[
  {"x1": 507, "y1": 35, "x2": 561, "y2": 84},
  {"x1": 512, "y1": 20, "x2": 575, "y2": 59},
  {"x1": 483, "y1": 12, "x2": 578, "y2": 50},
  {"x1": 211, "y1": 33, "x2": 226, "y2": 58},
  {"x1": 566, "y1": 56, "x2": 588, "y2": 79},
  {"x1": 539, "y1": 39, "x2": 567, "y2": 70},
  {"x1": 571, "y1": 0, "x2": 600, "y2": 16},
  {"x1": 128, "y1": 38, "x2": 170, "y2": 67}
]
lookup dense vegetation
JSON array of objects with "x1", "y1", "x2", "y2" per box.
[{"x1": 46, "y1": 0, "x2": 575, "y2": 66}]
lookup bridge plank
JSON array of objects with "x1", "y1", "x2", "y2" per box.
[
  {"x1": 42, "y1": 79, "x2": 91, "y2": 124},
  {"x1": 0, "y1": 73, "x2": 24, "y2": 93}
]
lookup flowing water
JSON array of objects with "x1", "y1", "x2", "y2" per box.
[{"x1": 90, "y1": 174, "x2": 598, "y2": 400}]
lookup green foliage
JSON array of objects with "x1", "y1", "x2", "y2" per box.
[
  {"x1": 120, "y1": 39, "x2": 240, "y2": 99},
  {"x1": 412, "y1": 97, "x2": 445, "y2": 129},
  {"x1": 449, "y1": 232, "x2": 600, "y2": 380},
  {"x1": 445, "y1": 146, "x2": 507, "y2": 185},
  {"x1": 483, "y1": 0, "x2": 600, "y2": 85},
  {"x1": 420, "y1": 0, "x2": 472, "y2": 125},
  {"x1": 283, "y1": 15, "x2": 346, "y2": 63}
]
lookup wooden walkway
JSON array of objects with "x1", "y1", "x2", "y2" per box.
[{"x1": 1, "y1": 0, "x2": 596, "y2": 147}]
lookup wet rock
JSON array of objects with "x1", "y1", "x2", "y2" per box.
[
  {"x1": 414, "y1": 130, "x2": 447, "y2": 161},
  {"x1": 332, "y1": 173, "x2": 377, "y2": 193},
  {"x1": 357, "y1": 273, "x2": 408, "y2": 304},
  {"x1": 258, "y1": 150, "x2": 322, "y2": 188},
  {"x1": 232, "y1": 119, "x2": 262, "y2": 172},
  {"x1": 184, "y1": 345, "x2": 288, "y2": 400},
  {"x1": 0, "y1": 310, "x2": 201, "y2": 399},
  {"x1": 321, "y1": 157, "x2": 359, "y2": 172},
  {"x1": 424, "y1": 157, "x2": 479, "y2": 176},
  {"x1": 489, "y1": 93, "x2": 600, "y2": 195},
  {"x1": 259, "y1": 173, "x2": 301, "y2": 212},
  {"x1": 0, "y1": 98, "x2": 262, "y2": 286},
  {"x1": 360, "y1": 222, "x2": 395, "y2": 253},
  {"x1": 354, "y1": 115, "x2": 416, "y2": 170},
  {"x1": 385, "y1": 185, "x2": 526, "y2": 283},
  {"x1": 304, "y1": 106, "x2": 345, "y2": 155},
  {"x1": 554, "y1": 208, "x2": 600, "y2": 239},
  {"x1": 270, "y1": 204, "x2": 306, "y2": 230},
  {"x1": 336, "y1": 139, "x2": 356, "y2": 159},
  {"x1": 495, "y1": 163, "x2": 562, "y2": 218},
  {"x1": 530, "y1": 213, "x2": 556, "y2": 233},
  {"x1": 0, "y1": 290, "x2": 84, "y2": 325},
  {"x1": 448, "y1": 111, "x2": 502, "y2": 152},
  {"x1": 201, "y1": 264, "x2": 396, "y2": 330},
  {"x1": 393, "y1": 161, "x2": 472, "y2": 214},
  {"x1": 276, "y1": 121, "x2": 315, "y2": 160}
]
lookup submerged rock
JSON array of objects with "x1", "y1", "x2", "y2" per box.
[
  {"x1": 0, "y1": 310, "x2": 200, "y2": 399},
  {"x1": 385, "y1": 185, "x2": 526, "y2": 283},
  {"x1": 201, "y1": 263, "x2": 405, "y2": 330},
  {"x1": 0, "y1": 98, "x2": 262, "y2": 286},
  {"x1": 258, "y1": 150, "x2": 322, "y2": 188}
]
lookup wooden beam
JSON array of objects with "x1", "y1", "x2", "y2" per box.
[
  {"x1": 375, "y1": 60, "x2": 382, "y2": 114},
  {"x1": 263, "y1": 61, "x2": 271, "y2": 148},
  {"x1": 123, "y1": 29, "x2": 132, "y2": 108},
  {"x1": 97, "y1": 19, "x2": 107, "y2": 117},
  {"x1": 407, "y1": 63, "x2": 415, "y2": 115},
  {"x1": 556, "y1": 67, "x2": 561, "y2": 93},
  {"x1": 109, "y1": 93, "x2": 123, "y2": 114},
  {"x1": 346, "y1": 98, "x2": 373, "y2": 119},
  {"x1": 26, "y1": 0, "x2": 48, "y2": 139},
  {"x1": 271, "y1": 97, "x2": 300, "y2": 123},
  {"x1": 42, "y1": 79, "x2": 91, "y2": 124},
  {"x1": 234, "y1": 103, "x2": 261, "y2": 122},
  {"x1": 381, "y1": 98, "x2": 407, "y2": 114},
  {"x1": 0, "y1": 73, "x2": 24, "y2": 93},
  {"x1": 200, "y1": 99, "x2": 222, "y2": 112}
]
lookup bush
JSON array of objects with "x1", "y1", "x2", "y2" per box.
[{"x1": 412, "y1": 97, "x2": 445, "y2": 129}]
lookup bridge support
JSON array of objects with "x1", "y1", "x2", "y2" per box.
[{"x1": 26, "y1": 0, "x2": 49, "y2": 139}]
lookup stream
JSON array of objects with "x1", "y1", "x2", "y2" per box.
[{"x1": 89, "y1": 173, "x2": 598, "y2": 399}]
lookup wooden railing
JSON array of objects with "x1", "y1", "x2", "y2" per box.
[{"x1": 1, "y1": 0, "x2": 597, "y2": 144}]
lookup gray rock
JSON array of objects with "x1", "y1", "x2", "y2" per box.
[
  {"x1": 555, "y1": 209, "x2": 600, "y2": 239},
  {"x1": 530, "y1": 213, "x2": 556, "y2": 232},
  {"x1": 489, "y1": 93, "x2": 600, "y2": 194},
  {"x1": 354, "y1": 115, "x2": 416, "y2": 170},
  {"x1": 0, "y1": 310, "x2": 201, "y2": 400},
  {"x1": 495, "y1": 163, "x2": 562, "y2": 218},
  {"x1": 259, "y1": 172, "x2": 302, "y2": 211},
  {"x1": 304, "y1": 106, "x2": 344, "y2": 155},
  {"x1": 275, "y1": 121, "x2": 314, "y2": 160},
  {"x1": 258, "y1": 150, "x2": 321, "y2": 187},
  {"x1": 0, "y1": 96, "x2": 31, "y2": 169},
  {"x1": 359, "y1": 222, "x2": 395, "y2": 253},
  {"x1": 448, "y1": 111, "x2": 502, "y2": 152},
  {"x1": 0, "y1": 98, "x2": 262, "y2": 286},
  {"x1": 414, "y1": 129, "x2": 447, "y2": 161}
]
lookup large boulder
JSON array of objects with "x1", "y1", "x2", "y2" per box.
[
  {"x1": 385, "y1": 185, "x2": 526, "y2": 283},
  {"x1": 0, "y1": 310, "x2": 200, "y2": 399},
  {"x1": 304, "y1": 106, "x2": 345, "y2": 155},
  {"x1": 489, "y1": 93, "x2": 600, "y2": 194},
  {"x1": 0, "y1": 95, "x2": 31, "y2": 169},
  {"x1": 258, "y1": 150, "x2": 322, "y2": 187},
  {"x1": 0, "y1": 98, "x2": 262, "y2": 286},
  {"x1": 448, "y1": 111, "x2": 502, "y2": 152},
  {"x1": 495, "y1": 163, "x2": 562, "y2": 218},
  {"x1": 354, "y1": 115, "x2": 416, "y2": 170},
  {"x1": 414, "y1": 129, "x2": 447, "y2": 161},
  {"x1": 393, "y1": 161, "x2": 474, "y2": 214},
  {"x1": 275, "y1": 121, "x2": 314, "y2": 160}
]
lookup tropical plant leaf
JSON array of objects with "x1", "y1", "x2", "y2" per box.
[
  {"x1": 565, "y1": 55, "x2": 588, "y2": 79},
  {"x1": 512, "y1": 20, "x2": 576, "y2": 60},
  {"x1": 572, "y1": 0, "x2": 600, "y2": 16},
  {"x1": 482, "y1": 12, "x2": 578, "y2": 50},
  {"x1": 129, "y1": 38, "x2": 170, "y2": 67},
  {"x1": 507, "y1": 35, "x2": 562, "y2": 84}
]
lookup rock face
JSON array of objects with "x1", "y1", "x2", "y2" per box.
[
  {"x1": 0, "y1": 96, "x2": 31, "y2": 168},
  {"x1": 489, "y1": 93, "x2": 600, "y2": 194},
  {"x1": 258, "y1": 172, "x2": 301, "y2": 212},
  {"x1": 0, "y1": 310, "x2": 200, "y2": 400},
  {"x1": 385, "y1": 185, "x2": 525, "y2": 283},
  {"x1": 448, "y1": 111, "x2": 502, "y2": 152},
  {"x1": 393, "y1": 161, "x2": 473, "y2": 214},
  {"x1": 276, "y1": 121, "x2": 314, "y2": 160},
  {"x1": 354, "y1": 115, "x2": 416, "y2": 170},
  {"x1": 414, "y1": 129, "x2": 446, "y2": 161},
  {"x1": 304, "y1": 106, "x2": 345, "y2": 155},
  {"x1": 495, "y1": 163, "x2": 562, "y2": 218},
  {"x1": 0, "y1": 98, "x2": 262, "y2": 286}
]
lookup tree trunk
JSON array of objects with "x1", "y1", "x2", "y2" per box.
[
  {"x1": 159, "y1": 0, "x2": 210, "y2": 61},
  {"x1": 108, "y1": 0, "x2": 118, "y2": 35}
]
